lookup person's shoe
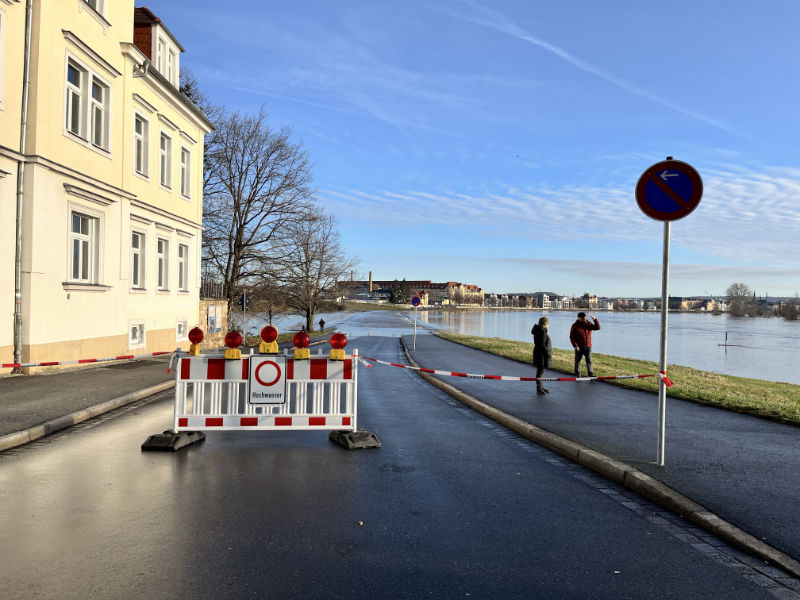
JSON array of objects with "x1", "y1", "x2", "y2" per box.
[
  {"x1": 537, "y1": 388, "x2": 547, "y2": 395},
  {"x1": 542, "y1": 387, "x2": 550, "y2": 394},
  {"x1": 588, "y1": 373, "x2": 595, "y2": 378},
  {"x1": 573, "y1": 373, "x2": 581, "y2": 378}
]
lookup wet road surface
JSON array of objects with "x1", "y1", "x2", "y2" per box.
[{"x1": 0, "y1": 336, "x2": 789, "y2": 599}]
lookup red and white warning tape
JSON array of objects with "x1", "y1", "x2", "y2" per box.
[
  {"x1": 360, "y1": 356, "x2": 674, "y2": 387},
  {"x1": 1, "y1": 349, "x2": 179, "y2": 370}
]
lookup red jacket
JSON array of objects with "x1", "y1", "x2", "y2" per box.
[{"x1": 570, "y1": 317, "x2": 600, "y2": 350}]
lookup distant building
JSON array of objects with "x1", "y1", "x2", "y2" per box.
[
  {"x1": 336, "y1": 276, "x2": 484, "y2": 306},
  {"x1": 576, "y1": 293, "x2": 599, "y2": 309}
]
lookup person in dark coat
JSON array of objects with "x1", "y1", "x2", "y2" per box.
[
  {"x1": 569, "y1": 312, "x2": 601, "y2": 377},
  {"x1": 531, "y1": 316, "x2": 552, "y2": 395}
]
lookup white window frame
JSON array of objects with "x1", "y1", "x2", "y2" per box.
[
  {"x1": 128, "y1": 320, "x2": 146, "y2": 349},
  {"x1": 66, "y1": 61, "x2": 84, "y2": 137},
  {"x1": 157, "y1": 237, "x2": 169, "y2": 290},
  {"x1": 83, "y1": 0, "x2": 104, "y2": 14},
  {"x1": 131, "y1": 230, "x2": 145, "y2": 289},
  {"x1": 176, "y1": 319, "x2": 188, "y2": 342},
  {"x1": 133, "y1": 113, "x2": 149, "y2": 177},
  {"x1": 64, "y1": 55, "x2": 111, "y2": 152},
  {"x1": 157, "y1": 37, "x2": 166, "y2": 75},
  {"x1": 177, "y1": 243, "x2": 188, "y2": 291},
  {"x1": 90, "y1": 78, "x2": 108, "y2": 148},
  {"x1": 180, "y1": 147, "x2": 190, "y2": 198},
  {"x1": 70, "y1": 210, "x2": 99, "y2": 283},
  {"x1": 159, "y1": 132, "x2": 172, "y2": 188},
  {"x1": 167, "y1": 49, "x2": 175, "y2": 84}
]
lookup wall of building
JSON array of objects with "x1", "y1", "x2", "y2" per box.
[{"x1": 1, "y1": 1, "x2": 211, "y2": 369}]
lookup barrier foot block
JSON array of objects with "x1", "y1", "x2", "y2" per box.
[
  {"x1": 329, "y1": 429, "x2": 381, "y2": 450},
  {"x1": 141, "y1": 430, "x2": 206, "y2": 452}
]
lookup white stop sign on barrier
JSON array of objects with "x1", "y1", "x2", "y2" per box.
[{"x1": 249, "y1": 357, "x2": 287, "y2": 404}]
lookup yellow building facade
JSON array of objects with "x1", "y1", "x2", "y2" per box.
[{"x1": 1, "y1": 1, "x2": 212, "y2": 369}]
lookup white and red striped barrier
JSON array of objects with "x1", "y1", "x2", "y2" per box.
[
  {"x1": 1, "y1": 349, "x2": 177, "y2": 370},
  {"x1": 173, "y1": 350, "x2": 359, "y2": 432},
  {"x1": 361, "y1": 356, "x2": 674, "y2": 387}
]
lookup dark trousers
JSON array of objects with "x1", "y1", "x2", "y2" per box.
[
  {"x1": 536, "y1": 365, "x2": 545, "y2": 391},
  {"x1": 574, "y1": 347, "x2": 593, "y2": 376}
]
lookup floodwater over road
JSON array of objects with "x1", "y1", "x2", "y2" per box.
[{"x1": 253, "y1": 309, "x2": 800, "y2": 385}]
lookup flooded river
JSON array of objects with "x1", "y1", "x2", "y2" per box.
[{"x1": 255, "y1": 309, "x2": 800, "y2": 385}]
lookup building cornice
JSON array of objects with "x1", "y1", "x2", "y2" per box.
[
  {"x1": 0, "y1": 144, "x2": 24, "y2": 161},
  {"x1": 63, "y1": 183, "x2": 116, "y2": 207},
  {"x1": 179, "y1": 131, "x2": 197, "y2": 146},
  {"x1": 132, "y1": 93, "x2": 158, "y2": 115},
  {"x1": 62, "y1": 30, "x2": 122, "y2": 78},
  {"x1": 158, "y1": 114, "x2": 179, "y2": 132},
  {"x1": 24, "y1": 154, "x2": 135, "y2": 201},
  {"x1": 130, "y1": 198, "x2": 202, "y2": 232},
  {"x1": 120, "y1": 42, "x2": 213, "y2": 133}
]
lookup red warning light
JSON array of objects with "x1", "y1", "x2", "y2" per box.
[
  {"x1": 225, "y1": 331, "x2": 243, "y2": 349},
  {"x1": 330, "y1": 332, "x2": 348, "y2": 349},
  {"x1": 293, "y1": 331, "x2": 310, "y2": 348},
  {"x1": 188, "y1": 327, "x2": 204, "y2": 344},
  {"x1": 261, "y1": 326, "x2": 278, "y2": 343}
]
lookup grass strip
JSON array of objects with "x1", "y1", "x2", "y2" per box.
[{"x1": 435, "y1": 331, "x2": 800, "y2": 427}]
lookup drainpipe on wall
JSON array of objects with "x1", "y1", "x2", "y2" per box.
[{"x1": 13, "y1": 0, "x2": 34, "y2": 371}]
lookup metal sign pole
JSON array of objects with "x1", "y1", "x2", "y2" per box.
[
  {"x1": 413, "y1": 304, "x2": 417, "y2": 350},
  {"x1": 657, "y1": 221, "x2": 671, "y2": 466}
]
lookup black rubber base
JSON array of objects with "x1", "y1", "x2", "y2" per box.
[
  {"x1": 329, "y1": 429, "x2": 381, "y2": 450},
  {"x1": 141, "y1": 430, "x2": 206, "y2": 452}
]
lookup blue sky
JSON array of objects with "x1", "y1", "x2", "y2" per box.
[{"x1": 151, "y1": 0, "x2": 800, "y2": 297}]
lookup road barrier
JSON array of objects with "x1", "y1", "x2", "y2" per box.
[
  {"x1": 173, "y1": 351, "x2": 359, "y2": 431},
  {"x1": 1, "y1": 349, "x2": 176, "y2": 370},
  {"x1": 143, "y1": 328, "x2": 380, "y2": 451},
  {"x1": 361, "y1": 355, "x2": 674, "y2": 386}
]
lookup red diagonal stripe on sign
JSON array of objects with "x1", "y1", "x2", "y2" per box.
[{"x1": 649, "y1": 173, "x2": 689, "y2": 208}]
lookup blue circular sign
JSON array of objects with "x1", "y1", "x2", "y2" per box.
[
  {"x1": 411, "y1": 296, "x2": 420, "y2": 306},
  {"x1": 636, "y1": 159, "x2": 703, "y2": 222}
]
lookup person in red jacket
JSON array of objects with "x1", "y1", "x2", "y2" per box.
[{"x1": 569, "y1": 312, "x2": 601, "y2": 377}]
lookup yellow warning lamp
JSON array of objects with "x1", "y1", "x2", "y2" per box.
[
  {"x1": 329, "y1": 332, "x2": 347, "y2": 361},
  {"x1": 259, "y1": 325, "x2": 279, "y2": 354},
  {"x1": 224, "y1": 331, "x2": 243, "y2": 360},
  {"x1": 293, "y1": 331, "x2": 310, "y2": 360},
  {"x1": 188, "y1": 327, "x2": 204, "y2": 356}
]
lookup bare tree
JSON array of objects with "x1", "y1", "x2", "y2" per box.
[
  {"x1": 250, "y1": 276, "x2": 286, "y2": 326},
  {"x1": 727, "y1": 282, "x2": 752, "y2": 317},
  {"x1": 202, "y1": 107, "x2": 314, "y2": 308},
  {"x1": 281, "y1": 209, "x2": 357, "y2": 331}
]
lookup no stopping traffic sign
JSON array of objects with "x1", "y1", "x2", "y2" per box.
[{"x1": 636, "y1": 159, "x2": 703, "y2": 221}]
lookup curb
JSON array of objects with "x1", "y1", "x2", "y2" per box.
[
  {"x1": 400, "y1": 338, "x2": 800, "y2": 580},
  {"x1": 0, "y1": 380, "x2": 175, "y2": 452}
]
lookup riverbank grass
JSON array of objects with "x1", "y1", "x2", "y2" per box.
[{"x1": 435, "y1": 332, "x2": 800, "y2": 427}]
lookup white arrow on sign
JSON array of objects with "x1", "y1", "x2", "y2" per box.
[{"x1": 660, "y1": 170, "x2": 679, "y2": 181}]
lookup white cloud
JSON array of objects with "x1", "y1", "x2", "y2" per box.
[{"x1": 321, "y1": 164, "x2": 800, "y2": 266}]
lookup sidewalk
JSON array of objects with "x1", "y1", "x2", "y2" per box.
[
  {"x1": 2, "y1": 332, "x2": 799, "y2": 581},
  {"x1": 0, "y1": 338, "x2": 318, "y2": 448}
]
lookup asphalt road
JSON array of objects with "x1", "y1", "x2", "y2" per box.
[
  {"x1": 405, "y1": 333, "x2": 800, "y2": 564},
  {"x1": 0, "y1": 336, "x2": 786, "y2": 599}
]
